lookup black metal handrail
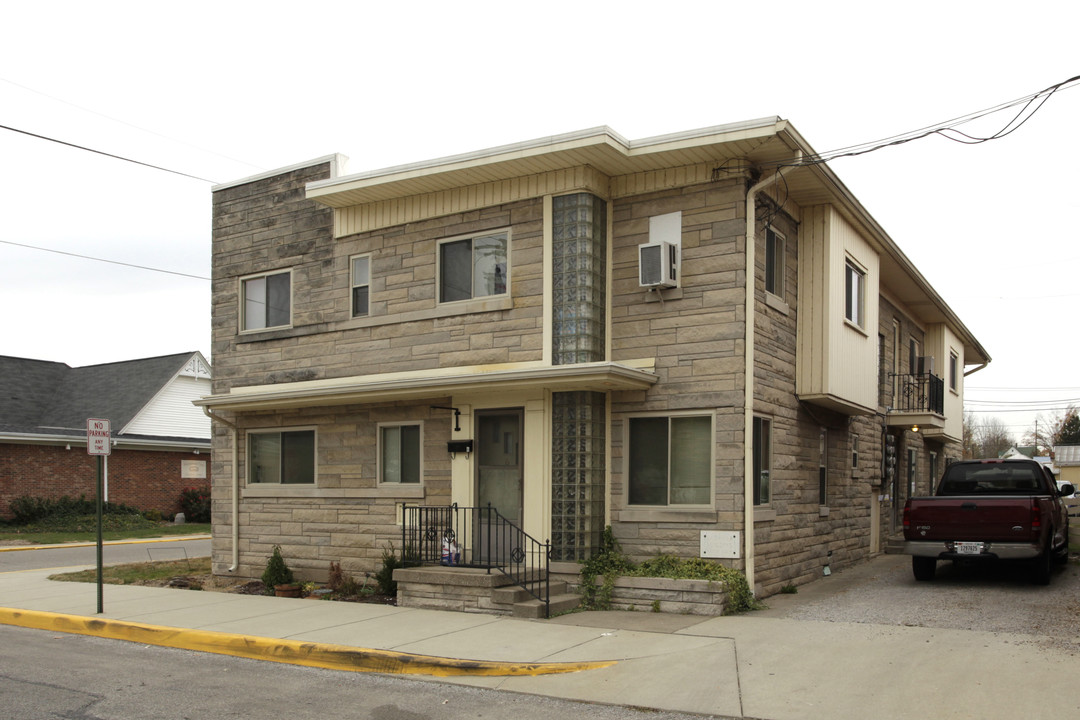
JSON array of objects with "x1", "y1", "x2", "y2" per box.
[
  {"x1": 892, "y1": 373, "x2": 944, "y2": 415},
  {"x1": 401, "y1": 504, "x2": 550, "y2": 616}
]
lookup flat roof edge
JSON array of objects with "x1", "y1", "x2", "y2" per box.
[{"x1": 213, "y1": 154, "x2": 349, "y2": 192}]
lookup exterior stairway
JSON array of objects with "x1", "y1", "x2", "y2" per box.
[{"x1": 393, "y1": 566, "x2": 580, "y2": 618}]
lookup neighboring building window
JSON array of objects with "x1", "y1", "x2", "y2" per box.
[
  {"x1": 765, "y1": 228, "x2": 784, "y2": 297},
  {"x1": 248, "y1": 429, "x2": 315, "y2": 484},
  {"x1": 818, "y1": 428, "x2": 828, "y2": 505},
  {"x1": 844, "y1": 259, "x2": 865, "y2": 327},
  {"x1": 438, "y1": 230, "x2": 508, "y2": 303},
  {"x1": 628, "y1": 415, "x2": 712, "y2": 506},
  {"x1": 949, "y1": 351, "x2": 959, "y2": 392},
  {"x1": 380, "y1": 424, "x2": 421, "y2": 484},
  {"x1": 351, "y1": 255, "x2": 370, "y2": 317},
  {"x1": 753, "y1": 416, "x2": 771, "y2": 505},
  {"x1": 242, "y1": 270, "x2": 291, "y2": 331}
]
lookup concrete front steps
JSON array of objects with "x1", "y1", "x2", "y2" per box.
[{"x1": 393, "y1": 565, "x2": 580, "y2": 619}]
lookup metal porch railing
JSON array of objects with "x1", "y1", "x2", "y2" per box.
[
  {"x1": 401, "y1": 504, "x2": 550, "y2": 616},
  {"x1": 892, "y1": 373, "x2": 944, "y2": 415}
]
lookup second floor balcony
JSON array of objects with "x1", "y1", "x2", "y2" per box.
[{"x1": 886, "y1": 372, "x2": 945, "y2": 434}]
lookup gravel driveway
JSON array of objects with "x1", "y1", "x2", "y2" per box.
[{"x1": 755, "y1": 552, "x2": 1080, "y2": 652}]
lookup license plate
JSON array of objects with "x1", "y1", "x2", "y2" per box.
[{"x1": 955, "y1": 541, "x2": 983, "y2": 555}]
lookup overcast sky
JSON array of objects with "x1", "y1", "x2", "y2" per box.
[{"x1": 1, "y1": 1, "x2": 1077, "y2": 442}]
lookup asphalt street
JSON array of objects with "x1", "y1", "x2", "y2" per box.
[{"x1": 0, "y1": 537, "x2": 211, "y2": 573}]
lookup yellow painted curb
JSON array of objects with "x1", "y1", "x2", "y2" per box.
[
  {"x1": 0, "y1": 607, "x2": 615, "y2": 677},
  {"x1": 0, "y1": 536, "x2": 211, "y2": 553}
]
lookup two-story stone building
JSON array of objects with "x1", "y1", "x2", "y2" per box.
[{"x1": 198, "y1": 117, "x2": 989, "y2": 600}]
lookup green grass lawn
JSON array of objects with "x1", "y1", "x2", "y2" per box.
[
  {"x1": 0, "y1": 522, "x2": 211, "y2": 545},
  {"x1": 50, "y1": 556, "x2": 212, "y2": 585}
]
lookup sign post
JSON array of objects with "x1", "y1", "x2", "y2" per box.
[{"x1": 87, "y1": 419, "x2": 111, "y2": 614}]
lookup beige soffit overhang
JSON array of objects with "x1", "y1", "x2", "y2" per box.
[
  {"x1": 194, "y1": 362, "x2": 658, "y2": 412},
  {"x1": 304, "y1": 118, "x2": 789, "y2": 208}
]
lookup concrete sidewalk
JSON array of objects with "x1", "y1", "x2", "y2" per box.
[{"x1": 2, "y1": 557, "x2": 1078, "y2": 719}]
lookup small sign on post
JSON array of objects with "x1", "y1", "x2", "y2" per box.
[{"x1": 87, "y1": 418, "x2": 111, "y2": 455}]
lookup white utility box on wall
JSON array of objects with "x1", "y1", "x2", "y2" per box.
[{"x1": 700, "y1": 530, "x2": 741, "y2": 559}]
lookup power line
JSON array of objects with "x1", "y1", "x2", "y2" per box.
[
  {"x1": 0, "y1": 123, "x2": 218, "y2": 183},
  {"x1": 0, "y1": 239, "x2": 210, "y2": 280}
]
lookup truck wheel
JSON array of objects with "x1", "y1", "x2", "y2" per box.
[
  {"x1": 912, "y1": 556, "x2": 936, "y2": 581},
  {"x1": 1030, "y1": 544, "x2": 1052, "y2": 586},
  {"x1": 1053, "y1": 527, "x2": 1069, "y2": 565}
]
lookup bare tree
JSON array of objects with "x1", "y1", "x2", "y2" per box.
[
  {"x1": 1023, "y1": 405, "x2": 1079, "y2": 453},
  {"x1": 963, "y1": 411, "x2": 979, "y2": 459},
  {"x1": 975, "y1": 416, "x2": 1013, "y2": 458}
]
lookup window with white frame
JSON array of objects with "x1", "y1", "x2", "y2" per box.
[
  {"x1": 248, "y1": 429, "x2": 315, "y2": 485},
  {"x1": 379, "y1": 423, "x2": 422, "y2": 484},
  {"x1": 818, "y1": 428, "x2": 828, "y2": 505},
  {"x1": 438, "y1": 230, "x2": 508, "y2": 303},
  {"x1": 753, "y1": 416, "x2": 771, "y2": 505},
  {"x1": 628, "y1": 414, "x2": 712, "y2": 506},
  {"x1": 844, "y1": 259, "x2": 865, "y2": 327},
  {"x1": 242, "y1": 270, "x2": 291, "y2": 331},
  {"x1": 949, "y1": 351, "x2": 959, "y2": 392},
  {"x1": 351, "y1": 255, "x2": 370, "y2": 318},
  {"x1": 765, "y1": 228, "x2": 785, "y2": 298}
]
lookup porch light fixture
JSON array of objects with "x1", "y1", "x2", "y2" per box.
[
  {"x1": 911, "y1": 424, "x2": 919, "y2": 433},
  {"x1": 430, "y1": 405, "x2": 461, "y2": 432}
]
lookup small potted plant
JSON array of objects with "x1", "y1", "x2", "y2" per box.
[{"x1": 262, "y1": 545, "x2": 299, "y2": 597}]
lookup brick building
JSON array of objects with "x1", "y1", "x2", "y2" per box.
[
  {"x1": 198, "y1": 119, "x2": 989, "y2": 600},
  {"x1": 0, "y1": 352, "x2": 212, "y2": 518}
]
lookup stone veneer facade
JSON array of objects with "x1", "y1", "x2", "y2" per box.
[{"x1": 207, "y1": 149, "x2": 968, "y2": 597}]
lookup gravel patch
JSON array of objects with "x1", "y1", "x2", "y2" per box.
[{"x1": 757, "y1": 553, "x2": 1080, "y2": 654}]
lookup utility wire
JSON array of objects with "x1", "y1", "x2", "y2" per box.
[
  {"x1": 0, "y1": 123, "x2": 218, "y2": 183},
  {"x1": 0, "y1": 239, "x2": 210, "y2": 280}
]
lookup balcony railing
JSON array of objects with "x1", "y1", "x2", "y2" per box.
[
  {"x1": 401, "y1": 504, "x2": 550, "y2": 616},
  {"x1": 892, "y1": 373, "x2": 944, "y2": 415}
]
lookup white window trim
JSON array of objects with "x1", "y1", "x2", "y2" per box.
[
  {"x1": 624, "y1": 410, "x2": 715, "y2": 509},
  {"x1": 377, "y1": 421, "x2": 424, "y2": 486},
  {"x1": 765, "y1": 227, "x2": 785, "y2": 300},
  {"x1": 239, "y1": 268, "x2": 293, "y2": 333},
  {"x1": 843, "y1": 256, "x2": 867, "y2": 330},
  {"x1": 350, "y1": 253, "x2": 372, "y2": 318},
  {"x1": 246, "y1": 426, "x2": 317, "y2": 486},
  {"x1": 435, "y1": 228, "x2": 511, "y2": 307},
  {"x1": 949, "y1": 350, "x2": 959, "y2": 394}
]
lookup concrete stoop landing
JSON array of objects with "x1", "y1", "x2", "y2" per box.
[{"x1": 393, "y1": 566, "x2": 580, "y2": 619}]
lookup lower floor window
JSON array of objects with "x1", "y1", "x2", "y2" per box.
[
  {"x1": 381, "y1": 424, "x2": 421, "y2": 484},
  {"x1": 628, "y1": 415, "x2": 712, "y2": 506},
  {"x1": 753, "y1": 417, "x2": 771, "y2": 505},
  {"x1": 249, "y1": 429, "x2": 315, "y2": 484}
]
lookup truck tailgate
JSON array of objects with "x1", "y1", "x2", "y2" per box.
[{"x1": 905, "y1": 497, "x2": 1035, "y2": 541}]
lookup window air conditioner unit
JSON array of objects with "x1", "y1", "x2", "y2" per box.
[{"x1": 639, "y1": 241, "x2": 678, "y2": 288}]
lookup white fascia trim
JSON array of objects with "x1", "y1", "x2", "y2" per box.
[
  {"x1": 212, "y1": 154, "x2": 349, "y2": 192},
  {"x1": 305, "y1": 117, "x2": 783, "y2": 197},
  {"x1": 195, "y1": 361, "x2": 658, "y2": 411}
]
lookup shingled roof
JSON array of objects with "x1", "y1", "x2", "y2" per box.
[{"x1": 0, "y1": 352, "x2": 207, "y2": 441}]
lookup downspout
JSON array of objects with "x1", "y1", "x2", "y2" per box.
[
  {"x1": 743, "y1": 152, "x2": 801, "y2": 595},
  {"x1": 202, "y1": 406, "x2": 239, "y2": 572}
]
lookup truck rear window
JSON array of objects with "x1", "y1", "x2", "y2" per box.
[{"x1": 938, "y1": 464, "x2": 1042, "y2": 495}]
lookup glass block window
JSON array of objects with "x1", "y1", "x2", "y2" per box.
[
  {"x1": 552, "y1": 193, "x2": 606, "y2": 365},
  {"x1": 550, "y1": 391, "x2": 606, "y2": 562}
]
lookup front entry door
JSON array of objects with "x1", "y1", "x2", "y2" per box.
[{"x1": 476, "y1": 409, "x2": 523, "y2": 563}]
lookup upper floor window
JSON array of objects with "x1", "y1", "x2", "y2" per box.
[
  {"x1": 248, "y1": 429, "x2": 315, "y2": 485},
  {"x1": 380, "y1": 423, "x2": 422, "y2": 484},
  {"x1": 765, "y1": 228, "x2": 785, "y2": 298},
  {"x1": 242, "y1": 270, "x2": 291, "y2": 331},
  {"x1": 844, "y1": 259, "x2": 865, "y2": 328},
  {"x1": 628, "y1": 414, "x2": 712, "y2": 506},
  {"x1": 351, "y1": 255, "x2": 370, "y2": 318},
  {"x1": 949, "y1": 351, "x2": 959, "y2": 392},
  {"x1": 438, "y1": 230, "x2": 508, "y2": 303}
]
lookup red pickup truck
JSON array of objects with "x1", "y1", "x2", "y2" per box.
[{"x1": 903, "y1": 458, "x2": 1073, "y2": 585}]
